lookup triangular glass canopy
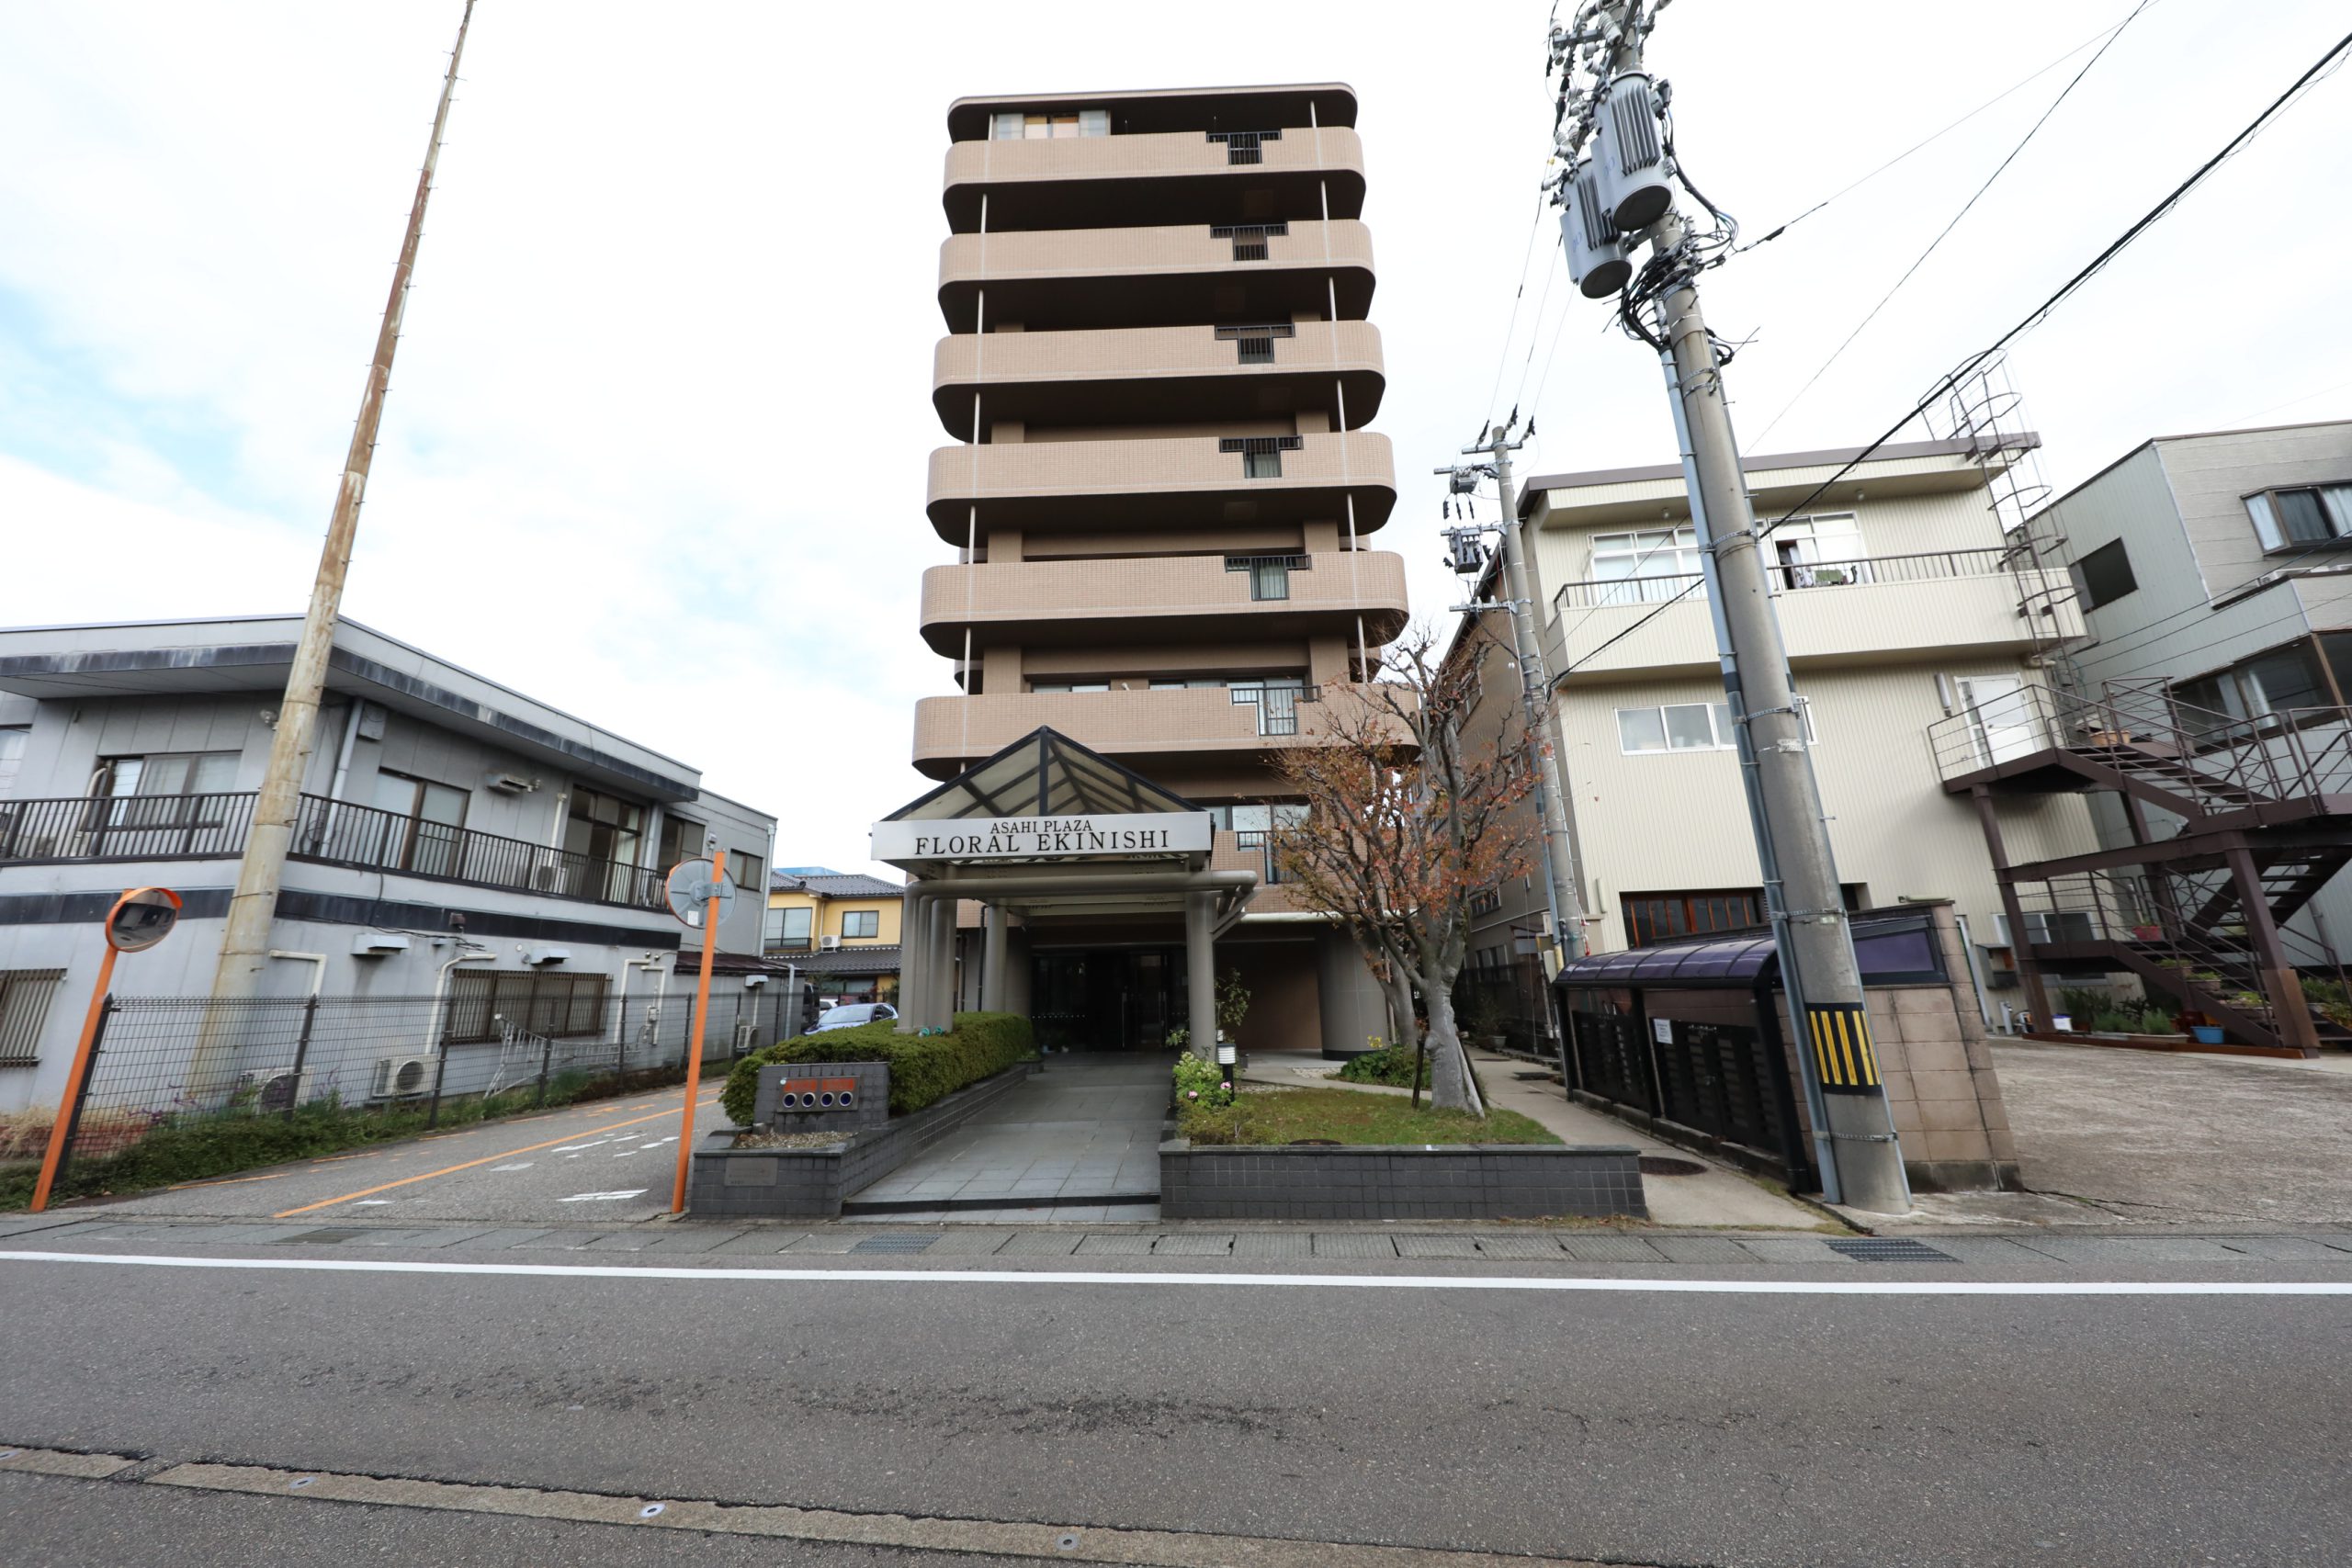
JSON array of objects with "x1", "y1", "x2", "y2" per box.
[{"x1": 882, "y1": 728, "x2": 1203, "y2": 823}]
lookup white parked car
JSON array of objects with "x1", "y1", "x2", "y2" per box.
[{"x1": 808, "y1": 1001, "x2": 897, "y2": 1033}]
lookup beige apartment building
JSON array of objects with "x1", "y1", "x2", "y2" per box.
[
  {"x1": 1455, "y1": 435, "x2": 2099, "y2": 1024},
  {"x1": 905, "y1": 83, "x2": 1407, "y2": 1055}
]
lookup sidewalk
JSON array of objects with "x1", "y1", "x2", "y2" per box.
[{"x1": 1240, "y1": 1048, "x2": 1830, "y2": 1231}]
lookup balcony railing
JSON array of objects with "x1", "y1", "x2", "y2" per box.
[
  {"x1": 0, "y1": 790, "x2": 668, "y2": 911},
  {"x1": 1553, "y1": 546, "x2": 2014, "y2": 613}
]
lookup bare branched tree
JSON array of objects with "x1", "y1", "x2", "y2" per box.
[{"x1": 1272, "y1": 622, "x2": 1539, "y2": 1113}]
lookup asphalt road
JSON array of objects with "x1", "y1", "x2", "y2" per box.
[
  {"x1": 82, "y1": 1080, "x2": 727, "y2": 1226},
  {"x1": 3, "y1": 1240, "x2": 2347, "y2": 1566}
]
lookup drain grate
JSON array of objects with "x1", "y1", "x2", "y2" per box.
[
  {"x1": 277, "y1": 1227, "x2": 371, "y2": 1246},
  {"x1": 1827, "y1": 1237, "x2": 1956, "y2": 1264},
  {"x1": 850, "y1": 1234, "x2": 941, "y2": 1254},
  {"x1": 1637, "y1": 1156, "x2": 1708, "y2": 1178}
]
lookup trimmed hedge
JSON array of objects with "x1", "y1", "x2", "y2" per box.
[{"x1": 719, "y1": 1010, "x2": 1035, "y2": 1127}]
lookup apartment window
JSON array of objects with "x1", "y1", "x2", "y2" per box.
[
  {"x1": 445, "y1": 970, "x2": 610, "y2": 1044},
  {"x1": 1230, "y1": 677, "x2": 1308, "y2": 736},
  {"x1": 369, "y1": 770, "x2": 468, "y2": 878},
  {"x1": 767, "y1": 906, "x2": 813, "y2": 951},
  {"x1": 841, "y1": 909, "x2": 880, "y2": 940},
  {"x1": 1770, "y1": 513, "x2": 1867, "y2": 589},
  {"x1": 0, "y1": 968, "x2": 64, "y2": 1066},
  {"x1": 0, "y1": 726, "x2": 25, "y2": 796},
  {"x1": 1206, "y1": 128, "x2": 1282, "y2": 165},
  {"x1": 101, "y1": 750, "x2": 239, "y2": 800},
  {"x1": 1031, "y1": 681, "x2": 1111, "y2": 694},
  {"x1": 1623, "y1": 889, "x2": 1767, "y2": 948},
  {"x1": 990, "y1": 109, "x2": 1108, "y2": 139},
  {"x1": 1209, "y1": 221, "x2": 1288, "y2": 261},
  {"x1": 1618, "y1": 700, "x2": 1814, "y2": 753},
  {"x1": 1148, "y1": 677, "x2": 1230, "y2": 690},
  {"x1": 564, "y1": 786, "x2": 643, "y2": 866},
  {"x1": 1227, "y1": 554, "x2": 1308, "y2": 600},
  {"x1": 1589, "y1": 527, "x2": 1702, "y2": 604},
  {"x1": 1214, "y1": 322, "x2": 1296, "y2": 365},
  {"x1": 2174, "y1": 640, "x2": 2332, "y2": 730},
  {"x1": 1220, "y1": 434, "x2": 1302, "y2": 479},
  {"x1": 2067, "y1": 537, "x2": 2139, "y2": 612},
  {"x1": 94, "y1": 750, "x2": 242, "y2": 848},
  {"x1": 730, "y1": 851, "x2": 763, "y2": 893},
  {"x1": 2245, "y1": 483, "x2": 2352, "y2": 552}
]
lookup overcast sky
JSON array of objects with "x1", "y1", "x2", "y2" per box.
[{"x1": 4, "y1": 1, "x2": 2347, "y2": 879}]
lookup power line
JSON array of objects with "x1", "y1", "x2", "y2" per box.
[
  {"x1": 1560, "y1": 20, "x2": 2352, "y2": 676},
  {"x1": 1735, "y1": 12, "x2": 2147, "y2": 256},
  {"x1": 1747, "y1": 0, "x2": 2160, "y2": 446},
  {"x1": 1484, "y1": 190, "x2": 1552, "y2": 423}
]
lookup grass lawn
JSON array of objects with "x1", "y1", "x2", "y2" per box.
[{"x1": 1178, "y1": 1086, "x2": 1562, "y2": 1147}]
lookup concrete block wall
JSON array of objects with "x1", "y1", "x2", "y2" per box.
[
  {"x1": 1159, "y1": 1143, "x2": 1646, "y2": 1222},
  {"x1": 1862, "y1": 908, "x2": 2019, "y2": 1191}
]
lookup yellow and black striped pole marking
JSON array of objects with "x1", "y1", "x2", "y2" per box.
[{"x1": 1805, "y1": 1003, "x2": 1881, "y2": 1093}]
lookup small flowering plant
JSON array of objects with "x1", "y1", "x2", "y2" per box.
[{"x1": 1171, "y1": 1051, "x2": 1233, "y2": 1110}]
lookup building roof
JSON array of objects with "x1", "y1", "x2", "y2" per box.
[
  {"x1": 770, "y1": 872, "x2": 903, "y2": 899},
  {"x1": 1551, "y1": 908, "x2": 1947, "y2": 991},
  {"x1": 945, "y1": 83, "x2": 1357, "y2": 139},
  {"x1": 776, "y1": 943, "x2": 903, "y2": 976},
  {"x1": 1515, "y1": 434, "x2": 2040, "y2": 515}
]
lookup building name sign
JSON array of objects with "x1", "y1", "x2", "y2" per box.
[{"x1": 872, "y1": 812, "x2": 1214, "y2": 863}]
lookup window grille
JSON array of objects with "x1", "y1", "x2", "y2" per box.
[
  {"x1": 1206, "y1": 128, "x2": 1282, "y2": 165},
  {"x1": 1226, "y1": 554, "x2": 1309, "y2": 601},
  {"x1": 1214, "y1": 322, "x2": 1295, "y2": 364},
  {"x1": 1219, "y1": 435, "x2": 1302, "y2": 479},
  {"x1": 0, "y1": 969, "x2": 63, "y2": 1065},
  {"x1": 1209, "y1": 221, "x2": 1288, "y2": 261}
]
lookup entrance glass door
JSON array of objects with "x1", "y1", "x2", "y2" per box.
[{"x1": 1029, "y1": 949, "x2": 1185, "y2": 1052}]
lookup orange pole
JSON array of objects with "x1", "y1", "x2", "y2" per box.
[
  {"x1": 670, "y1": 848, "x2": 726, "y2": 1214},
  {"x1": 29, "y1": 942, "x2": 121, "y2": 1213}
]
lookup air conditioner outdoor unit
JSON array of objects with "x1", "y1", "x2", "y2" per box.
[
  {"x1": 485, "y1": 773, "x2": 540, "y2": 795},
  {"x1": 370, "y1": 1055, "x2": 434, "y2": 1100},
  {"x1": 820, "y1": 935, "x2": 842, "y2": 950},
  {"x1": 732, "y1": 1021, "x2": 761, "y2": 1055},
  {"x1": 239, "y1": 1067, "x2": 316, "y2": 1113}
]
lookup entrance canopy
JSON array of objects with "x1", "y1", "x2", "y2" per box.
[
  {"x1": 874, "y1": 729, "x2": 1253, "y2": 1031},
  {"x1": 1552, "y1": 908, "x2": 1950, "y2": 993}
]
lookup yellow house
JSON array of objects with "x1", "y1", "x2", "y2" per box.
[{"x1": 764, "y1": 868, "x2": 906, "y2": 1003}]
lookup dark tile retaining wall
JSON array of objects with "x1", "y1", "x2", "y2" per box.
[
  {"x1": 752, "y1": 1060, "x2": 889, "y2": 1131},
  {"x1": 688, "y1": 1061, "x2": 1040, "y2": 1219},
  {"x1": 1159, "y1": 1140, "x2": 1647, "y2": 1222}
]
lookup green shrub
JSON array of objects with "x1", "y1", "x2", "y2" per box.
[
  {"x1": 719, "y1": 1010, "x2": 1035, "y2": 1126},
  {"x1": 1171, "y1": 1050, "x2": 1232, "y2": 1110},
  {"x1": 1336, "y1": 1041, "x2": 1424, "y2": 1089}
]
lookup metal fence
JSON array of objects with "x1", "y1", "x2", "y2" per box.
[{"x1": 28, "y1": 987, "x2": 792, "y2": 1181}]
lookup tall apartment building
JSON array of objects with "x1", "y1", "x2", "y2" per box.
[
  {"x1": 908, "y1": 84, "x2": 1408, "y2": 1055},
  {"x1": 1451, "y1": 436, "x2": 2099, "y2": 1033}
]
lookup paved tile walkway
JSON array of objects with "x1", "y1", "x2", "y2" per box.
[{"x1": 844, "y1": 1053, "x2": 1169, "y2": 1213}]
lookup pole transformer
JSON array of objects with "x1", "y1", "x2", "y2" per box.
[
  {"x1": 1547, "y1": 0, "x2": 1910, "y2": 1211},
  {"x1": 200, "y1": 4, "x2": 476, "y2": 1041}
]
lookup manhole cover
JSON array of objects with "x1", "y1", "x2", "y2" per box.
[
  {"x1": 1637, "y1": 1156, "x2": 1707, "y2": 1178},
  {"x1": 277, "y1": 1227, "x2": 371, "y2": 1245},
  {"x1": 851, "y1": 1234, "x2": 941, "y2": 1254},
  {"x1": 1827, "y1": 1237, "x2": 1956, "y2": 1263}
]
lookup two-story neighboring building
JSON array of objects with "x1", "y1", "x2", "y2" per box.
[
  {"x1": 0, "y1": 615, "x2": 776, "y2": 1113},
  {"x1": 764, "y1": 868, "x2": 904, "y2": 1006},
  {"x1": 1977, "y1": 418, "x2": 2352, "y2": 1054},
  {"x1": 1456, "y1": 435, "x2": 2098, "y2": 1005}
]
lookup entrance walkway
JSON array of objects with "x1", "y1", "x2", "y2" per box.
[{"x1": 843, "y1": 1054, "x2": 1170, "y2": 1219}]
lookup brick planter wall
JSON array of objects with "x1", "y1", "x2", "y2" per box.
[
  {"x1": 1159, "y1": 1140, "x2": 1646, "y2": 1222},
  {"x1": 687, "y1": 1061, "x2": 1038, "y2": 1220}
]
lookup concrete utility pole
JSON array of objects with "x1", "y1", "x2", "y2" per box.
[
  {"x1": 1550, "y1": 0, "x2": 1909, "y2": 1210},
  {"x1": 1442, "y1": 434, "x2": 1587, "y2": 978},
  {"x1": 203, "y1": 4, "x2": 476, "y2": 1028}
]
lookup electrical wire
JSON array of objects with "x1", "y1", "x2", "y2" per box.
[
  {"x1": 1747, "y1": 0, "x2": 2160, "y2": 446},
  {"x1": 1735, "y1": 11, "x2": 2149, "y2": 255},
  {"x1": 1557, "y1": 20, "x2": 2352, "y2": 677},
  {"x1": 1484, "y1": 190, "x2": 1553, "y2": 424}
]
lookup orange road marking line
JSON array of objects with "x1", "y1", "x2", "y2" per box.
[{"x1": 272, "y1": 1094, "x2": 718, "y2": 1218}]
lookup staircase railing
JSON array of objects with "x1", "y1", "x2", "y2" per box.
[{"x1": 2013, "y1": 867, "x2": 2278, "y2": 1033}]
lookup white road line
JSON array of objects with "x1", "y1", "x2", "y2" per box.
[
  {"x1": 353, "y1": 1201, "x2": 394, "y2": 1207},
  {"x1": 488, "y1": 1165, "x2": 533, "y2": 1172},
  {"x1": 3, "y1": 1251, "x2": 2349, "y2": 1295},
  {"x1": 555, "y1": 1190, "x2": 648, "y2": 1203}
]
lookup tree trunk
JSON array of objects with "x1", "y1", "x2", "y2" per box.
[
  {"x1": 1383, "y1": 965, "x2": 1416, "y2": 1055},
  {"x1": 1419, "y1": 967, "x2": 1486, "y2": 1116}
]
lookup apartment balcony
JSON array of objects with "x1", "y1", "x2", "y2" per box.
[
  {"x1": 1546, "y1": 548, "x2": 2085, "y2": 683},
  {"x1": 933, "y1": 321, "x2": 1385, "y2": 439},
  {"x1": 926, "y1": 430, "x2": 1396, "y2": 542},
  {"x1": 917, "y1": 549, "x2": 1409, "y2": 657},
  {"x1": 938, "y1": 220, "x2": 1374, "y2": 333},
  {"x1": 910, "y1": 682, "x2": 1416, "y2": 779},
  {"x1": 0, "y1": 791, "x2": 668, "y2": 912},
  {"x1": 943, "y1": 126, "x2": 1366, "y2": 233}
]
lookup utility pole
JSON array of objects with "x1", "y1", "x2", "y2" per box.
[
  {"x1": 1546, "y1": 0, "x2": 1910, "y2": 1211},
  {"x1": 1440, "y1": 430, "x2": 1587, "y2": 984},
  {"x1": 200, "y1": 4, "x2": 476, "y2": 1043}
]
